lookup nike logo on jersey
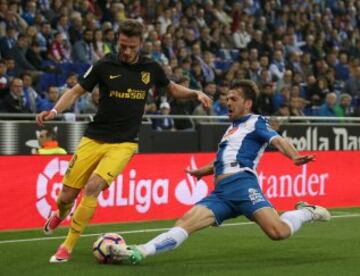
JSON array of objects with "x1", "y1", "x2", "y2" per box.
[{"x1": 109, "y1": 74, "x2": 122, "y2": 80}]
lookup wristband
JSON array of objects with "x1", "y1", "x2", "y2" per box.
[{"x1": 50, "y1": 108, "x2": 58, "y2": 115}]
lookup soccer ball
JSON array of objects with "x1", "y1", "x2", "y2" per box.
[{"x1": 93, "y1": 233, "x2": 126, "y2": 264}]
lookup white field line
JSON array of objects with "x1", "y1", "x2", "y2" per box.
[{"x1": 0, "y1": 213, "x2": 359, "y2": 245}]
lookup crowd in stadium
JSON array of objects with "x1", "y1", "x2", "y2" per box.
[{"x1": 0, "y1": 0, "x2": 359, "y2": 128}]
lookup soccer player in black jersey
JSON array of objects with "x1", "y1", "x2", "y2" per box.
[{"x1": 36, "y1": 19, "x2": 212, "y2": 263}]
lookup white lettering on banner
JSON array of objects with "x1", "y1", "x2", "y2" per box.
[
  {"x1": 258, "y1": 165, "x2": 328, "y2": 198},
  {"x1": 35, "y1": 158, "x2": 76, "y2": 220},
  {"x1": 98, "y1": 169, "x2": 169, "y2": 213},
  {"x1": 333, "y1": 128, "x2": 360, "y2": 150},
  {"x1": 282, "y1": 127, "x2": 329, "y2": 151},
  {"x1": 283, "y1": 127, "x2": 360, "y2": 151}
]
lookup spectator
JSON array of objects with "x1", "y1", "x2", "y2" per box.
[
  {"x1": 335, "y1": 52, "x2": 350, "y2": 82},
  {"x1": 257, "y1": 82, "x2": 275, "y2": 115},
  {"x1": 103, "y1": 28, "x2": 116, "y2": 55},
  {"x1": 22, "y1": 72, "x2": 39, "y2": 113},
  {"x1": 151, "y1": 40, "x2": 168, "y2": 66},
  {"x1": 0, "y1": 26, "x2": 17, "y2": 58},
  {"x1": 273, "y1": 86, "x2": 290, "y2": 111},
  {"x1": 49, "y1": 32, "x2": 71, "y2": 63},
  {"x1": 68, "y1": 13, "x2": 83, "y2": 45},
  {"x1": 36, "y1": 22, "x2": 53, "y2": 57},
  {"x1": 334, "y1": 94, "x2": 353, "y2": 117},
  {"x1": 212, "y1": 92, "x2": 227, "y2": 116},
  {"x1": 72, "y1": 29, "x2": 96, "y2": 64},
  {"x1": 342, "y1": 66, "x2": 360, "y2": 99},
  {"x1": 2, "y1": 78, "x2": 31, "y2": 113},
  {"x1": 36, "y1": 127, "x2": 67, "y2": 155},
  {"x1": 92, "y1": 29, "x2": 105, "y2": 60},
  {"x1": 0, "y1": 59, "x2": 9, "y2": 99},
  {"x1": 155, "y1": 102, "x2": 175, "y2": 131},
  {"x1": 289, "y1": 96, "x2": 305, "y2": 117},
  {"x1": 269, "y1": 50, "x2": 286, "y2": 82},
  {"x1": 26, "y1": 41, "x2": 58, "y2": 73},
  {"x1": 3, "y1": 8, "x2": 28, "y2": 34},
  {"x1": 301, "y1": 34, "x2": 320, "y2": 61},
  {"x1": 300, "y1": 53, "x2": 314, "y2": 79},
  {"x1": 10, "y1": 34, "x2": 38, "y2": 76},
  {"x1": 317, "y1": 93, "x2": 337, "y2": 117},
  {"x1": 170, "y1": 77, "x2": 194, "y2": 130},
  {"x1": 4, "y1": 57, "x2": 17, "y2": 79},
  {"x1": 58, "y1": 72, "x2": 78, "y2": 112},
  {"x1": 192, "y1": 98, "x2": 216, "y2": 124},
  {"x1": 161, "y1": 33, "x2": 176, "y2": 60},
  {"x1": 233, "y1": 21, "x2": 251, "y2": 49},
  {"x1": 274, "y1": 103, "x2": 290, "y2": 117},
  {"x1": 21, "y1": 1, "x2": 37, "y2": 26},
  {"x1": 80, "y1": 87, "x2": 99, "y2": 114},
  {"x1": 37, "y1": 86, "x2": 59, "y2": 112},
  {"x1": 199, "y1": 26, "x2": 218, "y2": 53},
  {"x1": 247, "y1": 30, "x2": 264, "y2": 55},
  {"x1": 157, "y1": 9, "x2": 172, "y2": 35}
]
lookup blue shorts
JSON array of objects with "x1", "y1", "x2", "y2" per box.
[{"x1": 196, "y1": 171, "x2": 272, "y2": 225}]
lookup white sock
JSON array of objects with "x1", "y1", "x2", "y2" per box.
[
  {"x1": 280, "y1": 209, "x2": 313, "y2": 235},
  {"x1": 140, "y1": 227, "x2": 189, "y2": 257}
]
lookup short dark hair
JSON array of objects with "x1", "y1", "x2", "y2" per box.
[
  {"x1": 118, "y1": 19, "x2": 144, "y2": 39},
  {"x1": 43, "y1": 127, "x2": 56, "y2": 140},
  {"x1": 230, "y1": 80, "x2": 259, "y2": 112}
]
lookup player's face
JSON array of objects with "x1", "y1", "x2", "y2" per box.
[
  {"x1": 118, "y1": 34, "x2": 142, "y2": 64},
  {"x1": 226, "y1": 89, "x2": 251, "y2": 121},
  {"x1": 38, "y1": 130, "x2": 49, "y2": 147}
]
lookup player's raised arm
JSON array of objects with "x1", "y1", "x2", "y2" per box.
[
  {"x1": 167, "y1": 81, "x2": 213, "y2": 108},
  {"x1": 36, "y1": 84, "x2": 87, "y2": 126},
  {"x1": 270, "y1": 136, "x2": 315, "y2": 166},
  {"x1": 185, "y1": 160, "x2": 215, "y2": 180}
]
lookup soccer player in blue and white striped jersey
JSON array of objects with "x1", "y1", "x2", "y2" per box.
[{"x1": 110, "y1": 80, "x2": 331, "y2": 264}]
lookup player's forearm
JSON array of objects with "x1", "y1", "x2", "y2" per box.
[
  {"x1": 198, "y1": 162, "x2": 215, "y2": 177},
  {"x1": 271, "y1": 136, "x2": 299, "y2": 161},
  {"x1": 168, "y1": 82, "x2": 199, "y2": 100},
  {"x1": 53, "y1": 84, "x2": 85, "y2": 113}
]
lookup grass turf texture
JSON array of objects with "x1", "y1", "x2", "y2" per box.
[{"x1": 0, "y1": 207, "x2": 359, "y2": 276}]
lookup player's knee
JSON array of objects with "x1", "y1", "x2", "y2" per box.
[
  {"x1": 84, "y1": 175, "x2": 107, "y2": 197},
  {"x1": 58, "y1": 188, "x2": 78, "y2": 204},
  {"x1": 266, "y1": 228, "x2": 289, "y2": 241}
]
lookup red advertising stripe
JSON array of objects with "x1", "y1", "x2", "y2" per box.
[{"x1": 0, "y1": 151, "x2": 359, "y2": 231}]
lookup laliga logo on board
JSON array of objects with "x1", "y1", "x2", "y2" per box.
[
  {"x1": 175, "y1": 156, "x2": 208, "y2": 205},
  {"x1": 36, "y1": 158, "x2": 75, "y2": 220}
]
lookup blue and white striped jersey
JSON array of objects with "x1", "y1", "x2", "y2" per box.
[{"x1": 214, "y1": 114, "x2": 279, "y2": 176}]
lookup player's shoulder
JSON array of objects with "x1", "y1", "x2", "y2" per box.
[
  {"x1": 99, "y1": 53, "x2": 119, "y2": 65},
  {"x1": 138, "y1": 56, "x2": 162, "y2": 69},
  {"x1": 251, "y1": 114, "x2": 270, "y2": 127}
]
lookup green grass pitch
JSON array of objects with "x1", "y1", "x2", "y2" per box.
[{"x1": 1, "y1": 208, "x2": 359, "y2": 276}]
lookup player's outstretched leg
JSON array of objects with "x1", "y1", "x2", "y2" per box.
[
  {"x1": 295, "y1": 201, "x2": 331, "y2": 222},
  {"x1": 109, "y1": 244, "x2": 145, "y2": 264},
  {"x1": 109, "y1": 226, "x2": 188, "y2": 264},
  {"x1": 110, "y1": 205, "x2": 215, "y2": 264},
  {"x1": 279, "y1": 202, "x2": 331, "y2": 237}
]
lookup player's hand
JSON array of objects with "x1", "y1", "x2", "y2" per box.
[
  {"x1": 197, "y1": 91, "x2": 212, "y2": 109},
  {"x1": 293, "y1": 155, "x2": 315, "y2": 166},
  {"x1": 185, "y1": 168, "x2": 203, "y2": 180},
  {"x1": 36, "y1": 110, "x2": 57, "y2": 127}
]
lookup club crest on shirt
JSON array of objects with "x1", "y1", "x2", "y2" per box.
[
  {"x1": 141, "y1": 71, "x2": 150, "y2": 84},
  {"x1": 223, "y1": 127, "x2": 238, "y2": 139}
]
